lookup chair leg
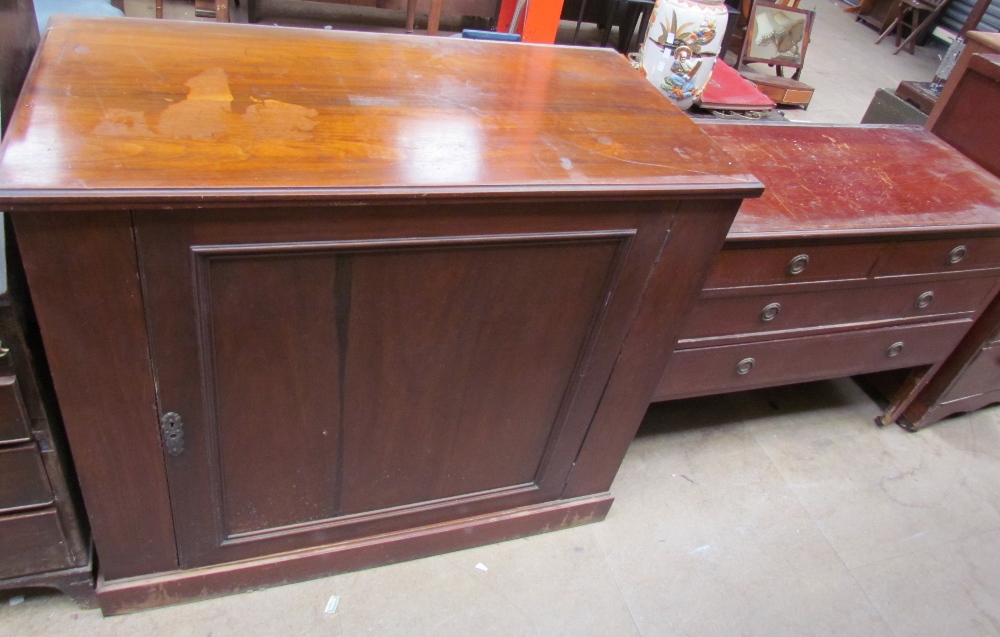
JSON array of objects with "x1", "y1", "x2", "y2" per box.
[
  {"x1": 427, "y1": 0, "x2": 443, "y2": 35},
  {"x1": 634, "y1": 4, "x2": 652, "y2": 53},
  {"x1": 617, "y1": 3, "x2": 639, "y2": 53},
  {"x1": 405, "y1": 0, "x2": 417, "y2": 32},
  {"x1": 893, "y1": 3, "x2": 946, "y2": 55},
  {"x1": 600, "y1": 0, "x2": 619, "y2": 47},
  {"x1": 155, "y1": 0, "x2": 163, "y2": 18},
  {"x1": 572, "y1": 0, "x2": 590, "y2": 43},
  {"x1": 874, "y1": 17, "x2": 899, "y2": 44}
]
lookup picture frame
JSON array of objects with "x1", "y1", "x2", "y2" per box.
[{"x1": 738, "y1": 1, "x2": 815, "y2": 80}]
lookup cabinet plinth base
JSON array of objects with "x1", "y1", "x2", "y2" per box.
[{"x1": 95, "y1": 493, "x2": 613, "y2": 616}]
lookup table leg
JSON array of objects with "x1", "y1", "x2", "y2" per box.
[
  {"x1": 406, "y1": 0, "x2": 417, "y2": 32},
  {"x1": 428, "y1": 0, "x2": 443, "y2": 35}
]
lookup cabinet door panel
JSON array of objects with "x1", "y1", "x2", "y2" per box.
[{"x1": 137, "y1": 205, "x2": 656, "y2": 568}]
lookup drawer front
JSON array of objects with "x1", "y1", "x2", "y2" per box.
[
  {"x1": 875, "y1": 236, "x2": 1000, "y2": 277},
  {"x1": 655, "y1": 320, "x2": 971, "y2": 401},
  {"x1": 703, "y1": 243, "x2": 883, "y2": 289},
  {"x1": 0, "y1": 376, "x2": 31, "y2": 444},
  {"x1": 0, "y1": 508, "x2": 72, "y2": 579},
  {"x1": 680, "y1": 277, "x2": 998, "y2": 342},
  {"x1": 0, "y1": 444, "x2": 53, "y2": 512}
]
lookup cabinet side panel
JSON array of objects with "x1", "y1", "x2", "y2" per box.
[
  {"x1": 10, "y1": 212, "x2": 178, "y2": 579},
  {"x1": 562, "y1": 199, "x2": 741, "y2": 497}
]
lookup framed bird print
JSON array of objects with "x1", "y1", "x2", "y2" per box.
[{"x1": 739, "y1": 1, "x2": 815, "y2": 79}]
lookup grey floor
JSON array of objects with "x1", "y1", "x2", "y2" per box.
[{"x1": 6, "y1": 2, "x2": 997, "y2": 636}]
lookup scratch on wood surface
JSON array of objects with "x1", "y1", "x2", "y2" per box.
[{"x1": 542, "y1": 132, "x2": 713, "y2": 174}]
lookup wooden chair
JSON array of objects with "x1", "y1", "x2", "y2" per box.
[{"x1": 874, "y1": 0, "x2": 951, "y2": 55}]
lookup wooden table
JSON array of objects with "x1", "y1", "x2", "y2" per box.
[
  {"x1": 654, "y1": 122, "x2": 1000, "y2": 429},
  {"x1": 0, "y1": 17, "x2": 759, "y2": 613}
]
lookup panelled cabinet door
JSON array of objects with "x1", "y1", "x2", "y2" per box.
[{"x1": 135, "y1": 203, "x2": 672, "y2": 568}]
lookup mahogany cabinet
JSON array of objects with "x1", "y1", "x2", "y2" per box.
[
  {"x1": 0, "y1": 17, "x2": 759, "y2": 613},
  {"x1": 654, "y1": 123, "x2": 1000, "y2": 428}
]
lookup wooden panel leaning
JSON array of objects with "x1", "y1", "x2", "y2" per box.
[
  {"x1": 0, "y1": 17, "x2": 761, "y2": 613},
  {"x1": 889, "y1": 51, "x2": 1000, "y2": 429},
  {"x1": 654, "y1": 122, "x2": 1000, "y2": 431}
]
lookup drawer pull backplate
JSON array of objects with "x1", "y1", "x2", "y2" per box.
[
  {"x1": 886, "y1": 342, "x2": 904, "y2": 357},
  {"x1": 916, "y1": 291, "x2": 934, "y2": 309},
  {"x1": 948, "y1": 245, "x2": 967, "y2": 265},
  {"x1": 736, "y1": 357, "x2": 756, "y2": 375},
  {"x1": 760, "y1": 303, "x2": 782, "y2": 322},
  {"x1": 787, "y1": 254, "x2": 810, "y2": 276}
]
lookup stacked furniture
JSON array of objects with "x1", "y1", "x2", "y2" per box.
[{"x1": 654, "y1": 122, "x2": 1000, "y2": 432}]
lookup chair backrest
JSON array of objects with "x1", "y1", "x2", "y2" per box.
[{"x1": 0, "y1": 0, "x2": 40, "y2": 138}]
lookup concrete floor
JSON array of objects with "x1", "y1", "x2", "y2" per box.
[{"x1": 6, "y1": 3, "x2": 998, "y2": 636}]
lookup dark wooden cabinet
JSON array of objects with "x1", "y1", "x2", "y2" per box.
[
  {"x1": 0, "y1": 18, "x2": 759, "y2": 613},
  {"x1": 0, "y1": 221, "x2": 92, "y2": 606},
  {"x1": 653, "y1": 122, "x2": 1000, "y2": 429}
]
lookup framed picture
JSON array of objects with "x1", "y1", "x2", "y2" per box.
[{"x1": 739, "y1": 2, "x2": 815, "y2": 77}]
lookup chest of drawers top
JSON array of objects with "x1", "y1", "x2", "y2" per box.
[{"x1": 702, "y1": 122, "x2": 1000, "y2": 240}]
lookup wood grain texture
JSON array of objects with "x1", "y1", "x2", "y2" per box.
[
  {"x1": 702, "y1": 122, "x2": 1000, "y2": 239},
  {"x1": 0, "y1": 17, "x2": 760, "y2": 206},
  {"x1": 11, "y1": 212, "x2": 178, "y2": 579}
]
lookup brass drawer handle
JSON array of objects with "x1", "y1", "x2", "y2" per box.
[
  {"x1": 760, "y1": 303, "x2": 781, "y2": 322},
  {"x1": 948, "y1": 245, "x2": 967, "y2": 265},
  {"x1": 916, "y1": 291, "x2": 934, "y2": 309},
  {"x1": 787, "y1": 254, "x2": 809, "y2": 276},
  {"x1": 736, "y1": 357, "x2": 756, "y2": 375},
  {"x1": 886, "y1": 342, "x2": 904, "y2": 357}
]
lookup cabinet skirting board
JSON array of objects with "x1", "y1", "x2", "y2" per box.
[{"x1": 95, "y1": 493, "x2": 614, "y2": 615}]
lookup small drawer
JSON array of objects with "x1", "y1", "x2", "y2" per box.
[
  {"x1": 655, "y1": 319, "x2": 971, "y2": 401},
  {"x1": 679, "y1": 277, "x2": 998, "y2": 342},
  {"x1": 0, "y1": 444, "x2": 53, "y2": 512},
  {"x1": 0, "y1": 376, "x2": 32, "y2": 445},
  {"x1": 0, "y1": 508, "x2": 72, "y2": 579},
  {"x1": 703, "y1": 243, "x2": 883, "y2": 289},
  {"x1": 875, "y1": 236, "x2": 1000, "y2": 277}
]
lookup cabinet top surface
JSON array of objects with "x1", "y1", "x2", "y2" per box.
[
  {"x1": 0, "y1": 17, "x2": 759, "y2": 205},
  {"x1": 702, "y1": 122, "x2": 1000, "y2": 239}
]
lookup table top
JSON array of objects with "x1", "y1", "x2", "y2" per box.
[
  {"x1": 702, "y1": 122, "x2": 1000, "y2": 240},
  {"x1": 0, "y1": 17, "x2": 760, "y2": 208}
]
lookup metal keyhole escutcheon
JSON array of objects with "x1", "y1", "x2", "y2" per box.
[{"x1": 161, "y1": 412, "x2": 184, "y2": 456}]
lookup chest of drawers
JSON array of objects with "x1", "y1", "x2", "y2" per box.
[
  {"x1": 0, "y1": 220, "x2": 92, "y2": 607},
  {"x1": 653, "y1": 123, "x2": 1000, "y2": 426}
]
